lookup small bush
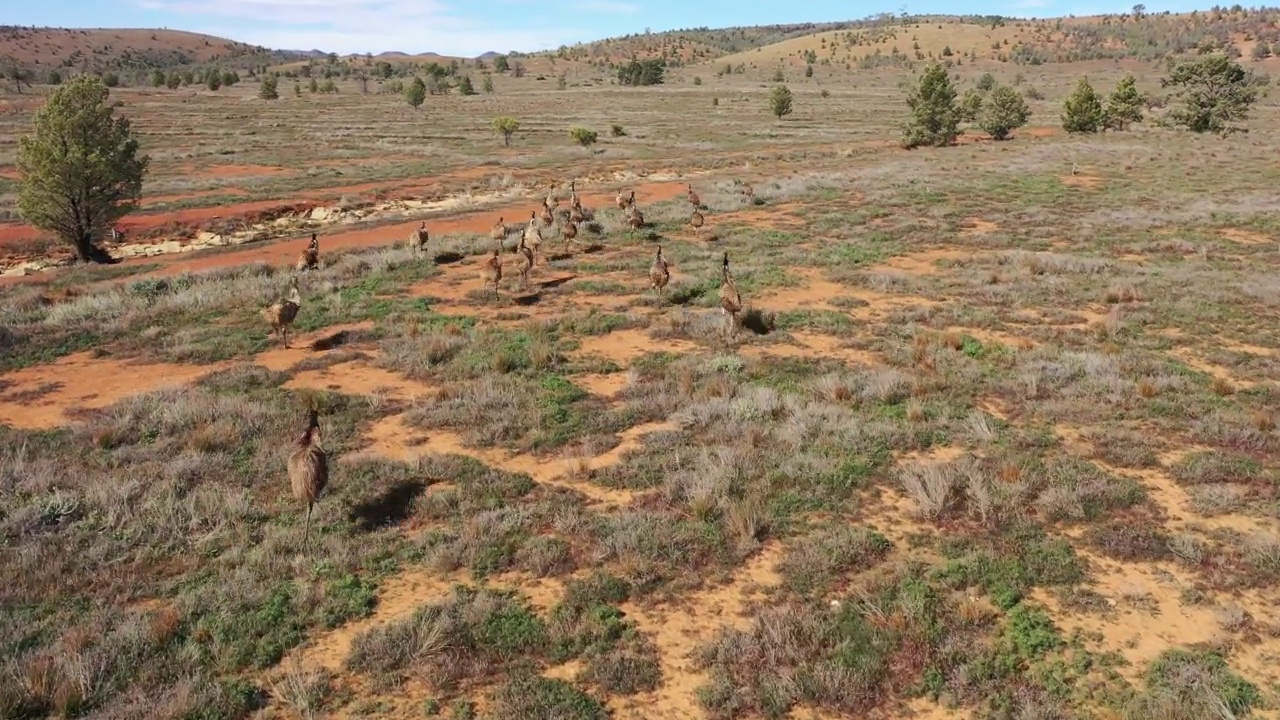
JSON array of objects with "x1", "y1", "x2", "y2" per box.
[
  {"x1": 777, "y1": 525, "x2": 892, "y2": 596},
  {"x1": 488, "y1": 673, "x2": 607, "y2": 720},
  {"x1": 1084, "y1": 521, "x2": 1170, "y2": 561},
  {"x1": 570, "y1": 127, "x2": 598, "y2": 147},
  {"x1": 1169, "y1": 451, "x2": 1262, "y2": 485}
]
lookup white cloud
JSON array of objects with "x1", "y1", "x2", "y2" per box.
[{"x1": 136, "y1": 0, "x2": 586, "y2": 55}]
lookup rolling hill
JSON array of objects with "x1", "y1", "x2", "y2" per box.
[
  {"x1": 543, "y1": 8, "x2": 1280, "y2": 73},
  {"x1": 3, "y1": 7, "x2": 1280, "y2": 91},
  {"x1": 709, "y1": 9, "x2": 1280, "y2": 71},
  {"x1": 0, "y1": 26, "x2": 313, "y2": 80}
]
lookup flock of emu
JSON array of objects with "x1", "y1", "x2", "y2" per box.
[{"x1": 263, "y1": 179, "x2": 755, "y2": 545}]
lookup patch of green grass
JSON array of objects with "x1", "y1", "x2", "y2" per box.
[
  {"x1": 774, "y1": 309, "x2": 855, "y2": 333},
  {"x1": 488, "y1": 673, "x2": 608, "y2": 720},
  {"x1": 936, "y1": 525, "x2": 1085, "y2": 609}
]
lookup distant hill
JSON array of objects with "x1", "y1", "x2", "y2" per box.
[
  {"x1": 0, "y1": 26, "x2": 314, "y2": 80},
  {"x1": 4, "y1": 8, "x2": 1279, "y2": 91},
  {"x1": 532, "y1": 9, "x2": 1280, "y2": 71}
]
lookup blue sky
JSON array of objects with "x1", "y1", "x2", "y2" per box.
[{"x1": 7, "y1": 0, "x2": 1209, "y2": 57}]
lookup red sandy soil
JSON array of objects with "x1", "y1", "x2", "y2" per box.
[
  {"x1": 139, "y1": 182, "x2": 685, "y2": 278},
  {"x1": 0, "y1": 164, "x2": 575, "y2": 251}
]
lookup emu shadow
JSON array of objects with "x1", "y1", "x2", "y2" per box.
[
  {"x1": 740, "y1": 307, "x2": 777, "y2": 336},
  {"x1": 513, "y1": 292, "x2": 542, "y2": 306},
  {"x1": 311, "y1": 329, "x2": 354, "y2": 351},
  {"x1": 433, "y1": 251, "x2": 465, "y2": 265},
  {"x1": 579, "y1": 243, "x2": 606, "y2": 254},
  {"x1": 536, "y1": 275, "x2": 575, "y2": 290},
  {"x1": 349, "y1": 479, "x2": 428, "y2": 531},
  {"x1": 668, "y1": 285, "x2": 709, "y2": 306}
]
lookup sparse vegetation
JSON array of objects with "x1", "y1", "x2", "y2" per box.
[{"x1": 3, "y1": 11, "x2": 1280, "y2": 720}]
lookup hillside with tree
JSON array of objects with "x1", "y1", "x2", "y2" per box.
[{"x1": 0, "y1": 26, "x2": 315, "y2": 88}]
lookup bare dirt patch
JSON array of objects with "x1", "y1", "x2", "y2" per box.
[
  {"x1": 574, "y1": 371, "x2": 634, "y2": 398},
  {"x1": 953, "y1": 326, "x2": 1037, "y2": 350},
  {"x1": 0, "y1": 352, "x2": 229, "y2": 429},
  {"x1": 1166, "y1": 346, "x2": 1257, "y2": 389},
  {"x1": 959, "y1": 217, "x2": 1000, "y2": 235},
  {"x1": 1033, "y1": 549, "x2": 1222, "y2": 682},
  {"x1": 282, "y1": 360, "x2": 437, "y2": 400},
  {"x1": 1220, "y1": 228, "x2": 1272, "y2": 245},
  {"x1": 743, "y1": 330, "x2": 881, "y2": 366},
  {"x1": 132, "y1": 181, "x2": 686, "y2": 279},
  {"x1": 1060, "y1": 174, "x2": 1102, "y2": 188},
  {"x1": 877, "y1": 249, "x2": 971, "y2": 275},
  {"x1": 572, "y1": 327, "x2": 698, "y2": 368},
  {"x1": 253, "y1": 322, "x2": 376, "y2": 372},
  {"x1": 614, "y1": 541, "x2": 782, "y2": 720},
  {"x1": 348, "y1": 412, "x2": 659, "y2": 508}
]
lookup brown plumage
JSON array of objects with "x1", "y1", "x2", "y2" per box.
[
  {"x1": 262, "y1": 277, "x2": 302, "y2": 348},
  {"x1": 570, "y1": 180, "x2": 582, "y2": 211},
  {"x1": 288, "y1": 407, "x2": 328, "y2": 551},
  {"x1": 410, "y1": 222, "x2": 429, "y2": 255},
  {"x1": 690, "y1": 210, "x2": 705, "y2": 237},
  {"x1": 686, "y1": 183, "x2": 701, "y2": 208},
  {"x1": 649, "y1": 245, "x2": 670, "y2": 305},
  {"x1": 627, "y1": 203, "x2": 645, "y2": 229},
  {"x1": 615, "y1": 189, "x2": 630, "y2": 210},
  {"x1": 569, "y1": 204, "x2": 585, "y2": 223},
  {"x1": 540, "y1": 205, "x2": 555, "y2": 227},
  {"x1": 482, "y1": 243, "x2": 503, "y2": 299},
  {"x1": 516, "y1": 236, "x2": 534, "y2": 290},
  {"x1": 742, "y1": 182, "x2": 754, "y2": 200},
  {"x1": 491, "y1": 216, "x2": 508, "y2": 244},
  {"x1": 719, "y1": 252, "x2": 742, "y2": 338},
  {"x1": 562, "y1": 219, "x2": 578, "y2": 242},
  {"x1": 544, "y1": 185, "x2": 558, "y2": 212},
  {"x1": 296, "y1": 233, "x2": 319, "y2": 272},
  {"x1": 523, "y1": 211, "x2": 543, "y2": 263}
]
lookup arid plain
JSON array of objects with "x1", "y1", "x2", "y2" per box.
[{"x1": 3, "y1": 12, "x2": 1280, "y2": 720}]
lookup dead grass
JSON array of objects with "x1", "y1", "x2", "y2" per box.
[{"x1": 4, "y1": 40, "x2": 1280, "y2": 720}]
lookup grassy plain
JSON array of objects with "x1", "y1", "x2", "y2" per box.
[{"x1": 3, "y1": 20, "x2": 1280, "y2": 720}]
